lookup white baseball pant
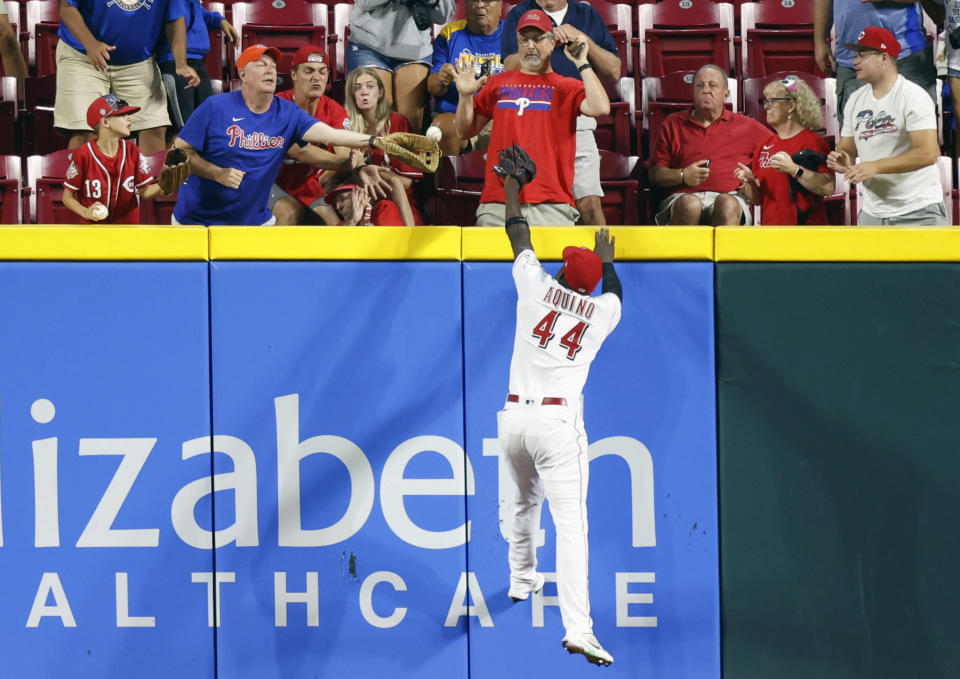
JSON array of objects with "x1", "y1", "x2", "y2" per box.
[{"x1": 498, "y1": 402, "x2": 593, "y2": 636}]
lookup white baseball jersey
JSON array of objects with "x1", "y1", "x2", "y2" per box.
[{"x1": 507, "y1": 249, "x2": 622, "y2": 404}]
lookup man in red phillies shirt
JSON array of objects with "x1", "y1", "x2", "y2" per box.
[
  {"x1": 650, "y1": 64, "x2": 769, "y2": 226},
  {"x1": 452, "y1": 8, "x2": 610, "y2": 226},
  {"x1": 271, "y1": 45, "x2": 362, "y2": 225}
]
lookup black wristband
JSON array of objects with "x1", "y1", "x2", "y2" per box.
[
  {"x1": 506, "y1": 216, "x2": 529, "y2": 229},
  {"x1": 368, "y1": 135, "x2": 377, "y2": 149},
  {"x1": 577, "y1": 63, "x2": 592, "y2": 73}
]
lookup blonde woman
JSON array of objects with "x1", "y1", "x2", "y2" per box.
[
  {"x1": 344, "y1": 67, "x2": 423, "y2": 225},
  {"x1": 735, "y1": 75, "x2": 835, "y2": 225}
]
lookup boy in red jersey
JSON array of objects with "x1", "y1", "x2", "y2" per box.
[{"x1": 62, "y1": 94, "x2": 166, "y2": 223}]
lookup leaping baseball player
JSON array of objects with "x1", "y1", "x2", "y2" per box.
[{"x1": 495, "y1": 143, "x2": 621, "y2": 667}]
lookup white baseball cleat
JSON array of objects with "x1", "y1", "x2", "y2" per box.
[
  {"x1": 562, "y1": 632, "x2": 614, "y2": 667},
  {"x1": 508, "y1": 572, "x2": 545, "y2": 602}
]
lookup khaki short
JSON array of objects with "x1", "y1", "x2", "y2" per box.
[
  {"x1": 54, "y1": 41, "x2": 170, "y2": 133},
  {"x1": 655, "y1": 190, "x2": 752, "y2": 226},
  {"x1": 475, "y1": 201, "x2": 580, "y2": 226}
]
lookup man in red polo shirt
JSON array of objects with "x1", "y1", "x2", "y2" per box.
[{"x1": 650, "y1": 64, "x2": 769, "y2": 226}]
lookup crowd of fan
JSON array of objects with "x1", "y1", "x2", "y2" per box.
[{"x1": 2, "y1": 0, "x2": 959, "y2": 227}]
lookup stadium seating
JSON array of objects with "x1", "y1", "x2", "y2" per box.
[
  {"x1": 598, "y1": 150, "x2": 642, "y2": 224},
  {"x1": 596, "y1": 76, "x2": 634, "y2": 156},
  {"x1": 436, "y1": 149, "x2": 485, "y2": 226},
  {"x1": 140, "y1": 151, "x2": 177, "y2": 225},
  {"x1": 589, "y1": 0, "x2": 633, "y2": 77},
  {"x1": 231, "y1": 1, "x2": 333, "y2": 80},
  {"x1": 0, "y1": 75, "x2": 16, "y2": 154},
  {"x1": 0, "y1": 153, "x2": 22, "y2": 223},
  {"x1": 741, "y1": 0, "x2": 821, "y2": 79},
  {"x1": 26, "y1": 148, "x2": 84, "y2": 224},
  {"x1": 635, "y1": 0, "x2": 734, "y2": 77},
  {"x1": 24, "y1": 0, "x2": 58, "y2": 78},
  {"x1": 206, "y1": 2, "x2": 228, "y2": 81}
]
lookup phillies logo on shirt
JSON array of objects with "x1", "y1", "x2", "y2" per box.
[
  {"x1": 106, "y1": 0, "x2": 155, "y2": 10},
  {"x1": 854, "y1": 109, "x2": 898, "y2": 141},
  {"x1": 226, "y1": 125, "x2": 286, "y2": 149},
  {"x1": 496, "y1": 84, "x2": 554, "y2": 116}
]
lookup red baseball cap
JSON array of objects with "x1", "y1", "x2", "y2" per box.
[
  {"x1": 843, "y1": 26, "x2": 901, "y2": 59},
  {"x1": 87, "y1": 94, "x2": 140, "y2": 129},
  {"x1": 329, "y1": 183, "x2": 361, "y2": 196},
  {"x1": 517, "y1": 9, "x2": 554, "y2": 34},
  {"x1": 561, "y1": 246, "x2": 602, "y2": 295},
  {"x1": 291, "y1": 45, "x2": 329, "y2": 69},
  {"x1": 237, "y1": 44, "x2": 282, "y2": 70}
]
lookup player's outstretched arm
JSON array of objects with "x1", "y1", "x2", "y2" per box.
[
  {"x1": 504, "y1": 175, "x2": 533, "y2": 258},
  {"x1": 595, "y1": 227, "x2": 622, "y2": 301}
]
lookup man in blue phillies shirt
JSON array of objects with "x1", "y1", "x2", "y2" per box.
[
  {"x1": 56, "y1": 0, "x2": 200, "y2": 155},
  {"x1": 501, "y1": 0, "x2": 620, "y2": 226},
  {"x1": 814, "y1": 0, "x2": 939, "y2": 127},
  {"x1": 172, "y1": 45, "x2": 390, "y2": 226},
  {"x1": 428, "y1": 0, "x2": 505, "y2": 157}
]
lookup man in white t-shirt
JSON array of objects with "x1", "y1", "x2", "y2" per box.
[
  {"x1": 494, "y1": 143, "x2": 621, "y2": 667},
  {"x1": 827, "y1": 26, "x2": 947, "y2": 226}
]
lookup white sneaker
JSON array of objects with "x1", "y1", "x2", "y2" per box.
[
  {"x1": 508, "y1": 572, "x2": 545, "y2": 602},
  {"x1": 562, "y1": 632, "x2": 614, "y2": 667}
]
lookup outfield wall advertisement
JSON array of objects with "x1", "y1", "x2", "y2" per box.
[{"x1": 0, "y1": 260, "x2": 719, "y2": 679}]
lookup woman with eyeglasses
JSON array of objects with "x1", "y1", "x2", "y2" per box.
[
  {"x1": 342, "y1": 67, "x2": 424, "y2": 225},
  {"x1": 734, "y1": 76, "x2": 835, "y2": 225}
]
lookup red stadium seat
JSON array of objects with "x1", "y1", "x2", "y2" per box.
[
  {"x1": 436, "y1": 149, "x2": 485, "y2": 226},
  {"x1": 598, "y1": 150, "x2": 642, "y2": 225},
  {"x1": 0, "y1": 153, "x2": 22, "y2": 223},
  {"x1": 22, "y1": 72, "x2": 64, "y2": 156},
  {"x1": 24, "y1": 0, "x2": 58, "y2": 77},
  {"x1": 206, "y1": 2, "x2": 228, "y2": 81},
  {"x1": 0, "y1": 75, "x2": 16, "y2": 154},
  {"x1": 231, "y1": 1, "x2": 333, "y2": 81},
  {"x1": 742, "y1": 71, "x2": 837, "y2": 143},
  {"x1": 139, "y1": 151, "x2": 178, "y2": 225},
  {"x1": 588, "y1": 0, "x2": 633, "y2": 77},
  {"x1": 26, "y1": 148, "x2": 85, "y2": 224},
  {"x1": 332, "y1": 2, "x2": 351, "y2": 79},
  {"x1": 595, "y1": 77, "x2": 634, "y2": 156},
  {"x1": 635, "y1": 0, "x2": 734, "y2": 77},
  {"x1": 741, "y1": 0, "x2": 823, "y2": 78}
]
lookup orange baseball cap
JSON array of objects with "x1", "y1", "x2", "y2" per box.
[{"x1": 237, "y1": 44, "x2": 282, "y2": 69}]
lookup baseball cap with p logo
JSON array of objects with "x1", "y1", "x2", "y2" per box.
[{"x1": 842, "y1": 26, "x2": 902, "y2": 59}]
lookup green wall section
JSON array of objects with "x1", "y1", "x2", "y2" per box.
[{"x1": 716, "y1": 263, "x2": 960, "y2": 679}]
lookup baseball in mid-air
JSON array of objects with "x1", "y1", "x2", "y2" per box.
[
  {"x1": 89, "y1": 203, "x2": 108, "y2": 220},
  {"x1": 426, "y1": 126, "x2": 442, "y2": 142}
]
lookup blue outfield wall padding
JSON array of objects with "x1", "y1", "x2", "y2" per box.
[
  {"x1": 0, "y1": 262, "x2": 214, "y2": 679},
  {"x1": 208, "y1": 261, "x2": 469, "y2": 679},
  {"x1": 462, "y1": 261, "x2": 720, "y2": 679}
]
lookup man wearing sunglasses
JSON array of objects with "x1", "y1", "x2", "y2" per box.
[{"x1": 827, "y1": 27, "x2": 946, "y2": 225}]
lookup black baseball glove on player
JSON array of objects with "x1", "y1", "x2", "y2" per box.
[{"x1": 493, "y1": 143, "x2": 537, "y2": 187}]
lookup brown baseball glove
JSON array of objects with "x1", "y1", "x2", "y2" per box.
[
  {"x1": 493, "y1": 143, "x2": 537, "y2": 187},
  {"x1": 157, "y1": 148, "x2": 192, "y2": 195},
  {"x1": 373, "y1": 132, "x2": 441, "y2": 173}
]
